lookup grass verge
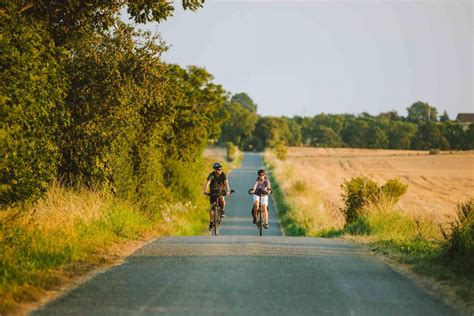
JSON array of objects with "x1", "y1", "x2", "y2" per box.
[{"x1": 0, "y1": 184, "x2": 207, "y2": 314}]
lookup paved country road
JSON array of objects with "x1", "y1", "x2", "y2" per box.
[{"x1": 33, "y1": 153, "x2": 457, "y2": 315}]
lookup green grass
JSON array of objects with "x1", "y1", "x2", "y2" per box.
[{"x1": 0, "y1": 187, "x2": 207, "y2": 314}]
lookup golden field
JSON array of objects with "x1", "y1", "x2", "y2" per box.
[{"x1": 266, "y1": 148, "x2": 474, "y2": 228}]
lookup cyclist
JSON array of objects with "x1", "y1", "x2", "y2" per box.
[
  {"x1": 249, "y1": 169, "x2": 272, "y2": 229},
  {"x1": 203, "y1": 162, "x2": 230, "y2": 231}
]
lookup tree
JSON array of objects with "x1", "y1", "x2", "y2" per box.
[
  {"x1": 366, "y1": 125, "x2": 389, "y2": 149},
  {"x1": 465, "y1": 124, "x2": 474, "y2": 150},
  {"x1": 441, "y1": 122, "x2": 466, "y2": 150},
  {"x1": 218, "y1": 102, "x2": 258, "y2": 148},
  {"x1": 378, "y1": 110, "x2": 402, "y2": 122},
  {"x1": 310, "y1": 126, "x2": 342, "y2": 147},
  {"x1": 1, "y1": 11, "x2": 68, "y2": 205},
  {"x1": 230, "y1": 92, "x2": 257, "y2": 113},
  {"x1": 254, "y1": 117, "x2": 291, "y2": 149},
  {"x1": 439, "y1": 110, "x2": 450, "y2": 122},
  {"x1": 407, "y1": 101, "x2": 438, "y2": 123},
  {"x1": 411, "y1": 122, "x2": 449, "y2": 150},
  {"x1": 341, "y1": 119, "x2": 370, "y2": 148},
  {"x1": 6, "y1": 0, "x2": 205, "y2": 46},
  {"x1": 387, "y1": 121, "x2": 417, "y2": 149}
]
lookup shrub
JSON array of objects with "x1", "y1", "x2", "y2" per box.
[
  {"x1": 341, "y1": 176, "x2": 380, "y2": 224},
  {"x1": 225, "y1": 142, "x2": 237, "y2": 162},
  {"x1": 444, "y1": 199, "x2": 474, "y2": 271},
  {"x1": 275, "y1": 143, "x2": 288, "y2": 160},
  {"x1": 381, "y1": 178, "x2": 408, "y2": 204},
  {"x1": 0, "y1": 13, "x2": 68, "y2": 206},
  {"x1": 341, "y1": 176, "x2": 408, "y2": 224}
]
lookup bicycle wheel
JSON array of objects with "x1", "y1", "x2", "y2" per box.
[
  {"x1": 213, "y1": 204, "x2": 220, "y2": 236},
  {"x1": 258, "y1": 206, "x2": 263, "y2": 237}
]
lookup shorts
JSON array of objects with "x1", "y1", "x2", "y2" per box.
[
  {"x1": 253, "y1": 194, "x2": 268, "y2": 206},
  {"x1": 210, "y1": 195, "x2": 224, "y2": 205}
]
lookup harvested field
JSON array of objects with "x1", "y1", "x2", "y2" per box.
[{"x1": 266, "y1": 148, "x2": 474, "y2": 226}]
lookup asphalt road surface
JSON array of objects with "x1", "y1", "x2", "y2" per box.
[{"x1": 34, "y1": 153, "x2": 456, "y2": 315}]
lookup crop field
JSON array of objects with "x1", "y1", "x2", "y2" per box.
[{"x1": 266, "y1": 148, "x2": 474, "y2": 227}]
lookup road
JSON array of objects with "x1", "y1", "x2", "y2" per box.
[{"x1": 34, "y1": 153, "x2": 456, "y2": 315}]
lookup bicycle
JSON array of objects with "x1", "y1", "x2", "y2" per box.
[
  {"x1": 248, "y1": 188, "x2": 272, "y2": 236},
  {"x1": 205, "y1": 189, "x2": 234, "y2": 236}
]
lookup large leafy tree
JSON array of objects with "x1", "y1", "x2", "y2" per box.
[
  {"x1": 407, "y1": 101, "x2": 438, "y2": 123},
  {"x1": 0, "y1": 11, "x2": 68, "y2": 205},
  {"x1": 230, "y1": 92, "x2": 258, "y2": 113},
  {"x1": 441, "y1": 122, "x2": 467, "y2": 150},
  {"x1": 3, "y1": 0, "x2": 205, "y2": 46},
  {"x1": 219, "y1": 102, "x2": 258, "y2": 148},
  {"x1": 411, "y1": 122, "x2": 449, "y2": 150},
  {"x1": 387, "y1": 121, "x2": 417, "y2": 149}
]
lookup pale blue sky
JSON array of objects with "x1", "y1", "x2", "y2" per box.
[{"x1": 137, "y1": 0, "x2": 473, "y2": 118}]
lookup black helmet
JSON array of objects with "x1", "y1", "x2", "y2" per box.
[{"x1": 213, "y1": 162, "x2": 223, "y2": 170}]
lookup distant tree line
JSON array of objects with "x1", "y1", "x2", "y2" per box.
[{"x1": 219, "y1": 98, "x2": 474, "y2": 151}]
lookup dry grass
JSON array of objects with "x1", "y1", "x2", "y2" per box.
[
  {"x1": 0, "y1": 183, "x2": 206, "y2": 314},
  {"x1": 266, "y1": 148, "x2": 474, "y2": 228}
]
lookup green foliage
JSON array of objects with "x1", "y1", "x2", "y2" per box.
[
  {"x1": 381, "y1": 179, "x2": 408, "y2": 204},
  {"x1": 5, "y1": 0, "x2": 204, "y2": 46},
  {"x1": 444, "y1": 199, "x2": 474, "y2": 274},
  {"x1": 0, "y1": 12, "x2": 68, "y2": 206},
  {"x1": 341, "y1": 177, "x2": 408, "y2": 224},
  {"x1": 218, "y1": 100, "x2": 258, "y2": 149},
  {"x1": 230, "y1": 92, "x2": 257, "y2": 112},
  {"x1": 275, "y1": 143, "x2": 288, "y2": 160},
  {"x1": 387, "y1": 121, "x2": 417, "y2": 149},
  {"x1": 407, "y1": 101, "x2": 438, "y2": 123},
  {"x1": 341, "y1": 177, "x2": 380, "y2": 224},
  {"x1": 411, "y1": 122, "x2": 449, "y2": 150},
  {"x1": 225, "y1": 142, "x2": 238, "y2": 162},
  {"x1": 442, "y1": 122, "x2": 469, "y2": 150},
  {"x1": 439, "y1": 110, "x2": 450, "y2": 123}
]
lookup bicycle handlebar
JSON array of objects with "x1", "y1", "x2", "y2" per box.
[
  {"x1": 204, "y1": 189, "x2": 235, "y2": 197},
  {"x1": 248, "y1": 188, "x2": 272, "y2": 195}
]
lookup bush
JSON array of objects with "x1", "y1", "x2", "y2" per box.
[
  {"x1": 0, "y1": 13, "x2": 68, "y2": 206},
  {"x1": 275, "y1": 143, "x2": 288, "y2": 160},
  {"x1": 381, "y1": 178, "x2": 408, "y2": 204},
  {"x1": 341, "y1": 176, "x2": 380, "y2": 224},
  {"x1": 341, "y1": 176, "x2": 408, "y2": 224},
  {"x1": 444, "y1": 199, "x2": 474, "y2": 272},
  {"x1": 225, "y1": 142, "x2": 237, "y2": 162}
]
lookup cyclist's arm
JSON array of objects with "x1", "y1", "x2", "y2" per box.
[
  {"x1": 203, "y1": 180, "x2": 210, "y2": 194},
  {"x1": 250, "y1": 181, "x2": 258, "y2": 194},
  {"x1": 225, "y1": 179, "x2": 230, "y2": 194}
]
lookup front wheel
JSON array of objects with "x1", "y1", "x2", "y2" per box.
[
  {"x1": 213, "y1": 205, "x2": 220, "y2": 236},
  {"x1": 258, "y1": 206, "x2": 263, "y2": 237}
]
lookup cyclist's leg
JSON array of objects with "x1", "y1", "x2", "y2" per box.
[
  {"x1": 261, "y1": 196, "x2": 269, "y2": 227},
  {"x1": 209, "y1": 197, "x2": 216, "y2": 230},
  {"x1": 219, "y1": 196, "x2": 226, "y2": 216},
  {"x1": 252, "y1": 195, "x2": 260, "y2": 223}
]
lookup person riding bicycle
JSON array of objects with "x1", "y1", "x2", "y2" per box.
[
  {"x1": 249, "y1": 169, "x2": 272, "y2": 229},
  {"x1": 203, "y1": 162, "x2": 230, "y2": 231}
]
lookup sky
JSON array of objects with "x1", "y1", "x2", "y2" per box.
[{"x1": 137, "y1": 0, "x2": 473, "y2": 118}]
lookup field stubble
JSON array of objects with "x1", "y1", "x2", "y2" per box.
[{"x1": 267, "y1": 147, "x2": 474, "y2": 228}]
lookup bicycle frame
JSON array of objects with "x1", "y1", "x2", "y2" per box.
[
  {"x1": 206, "y1": 190, "x2": 234, "y2": 236},
  {"x1": 250, "y1": 189, "x2": 270, "y2": 237}
]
